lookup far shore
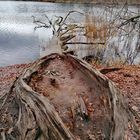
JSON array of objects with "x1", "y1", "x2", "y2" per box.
[{"x1": 3, "y1": 0, "x2": 140, "y2": 5}]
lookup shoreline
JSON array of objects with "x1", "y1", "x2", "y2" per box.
[
  {"x1": 34, "y1": 0, "x2": 140, "y2": 5},
  {"x1": 2, "y1": 1, "x2": 140, "y2": 5}
]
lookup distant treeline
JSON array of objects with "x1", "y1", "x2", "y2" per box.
[
  {"x1": 11, "y1": 0, "x2": 140, "y2": 5},
  {"x1": 37, "y1": 0, "x2": 140, "y2": 4}
]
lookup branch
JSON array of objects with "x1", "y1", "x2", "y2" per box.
[
  {"x1": 60, "y1": 35, "x2": 76, "y2": 43},
  {"x1": 44, "y1": 14, "x2": 53, "y2": 26},
  {"x1": 57, "y1": 11, "x2": 84, "y2": 35},
  {"x1": 65, "y1": 42, "x2": 105, "y2": 45},
  {"x1": 61, "y1": 11, "x2": 83, "y2": 25},
  {"x1": 119, "y1": 15, "x2": 140, "y2": 27},
  {"x1": 34, "y1": 25, "x2": 50, "y2": 30},
  {"x1": 32, "y1": 15, "x2": 51, "y2": 30},
  {"x1": 54, "y1": 16, "x2": 63, "y2": 25},
  {"x1": 60, "y1": 25, "x2": 84, "y2": 37}
]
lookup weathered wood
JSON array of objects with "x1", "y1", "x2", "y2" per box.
[{"x1": 0, "y1": 53, "x2": 139, "y2": 140}]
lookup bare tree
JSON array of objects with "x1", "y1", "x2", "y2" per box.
[
  {"x1": 102, "y1": 2, "x2": 140, "y2": 65},
  {"x1": 32, "y1": 11, "x2": 105, "y2": 57}
]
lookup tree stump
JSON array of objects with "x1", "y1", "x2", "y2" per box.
[{"x1": 0, "y1": 53, "x2": 139, "y2": 140}]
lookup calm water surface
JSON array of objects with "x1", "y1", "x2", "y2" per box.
[
  {"x1": 0, "y1": 1, "x2": 97, "y2": 66},
  {"x1": 0, "y1": 1, "x2": 139, "y2": 66}
]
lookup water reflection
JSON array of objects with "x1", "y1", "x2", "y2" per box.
[
  {"x1": 0, "y1": 1, "x2": 87, "y2": 66},
  {"x1": 0, "y1": 1, "x2": 139, "y2": 66}
]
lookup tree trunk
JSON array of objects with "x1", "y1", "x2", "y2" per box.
[{"x1": 0, "y1": 53, "x2": 139, "y2": 140}]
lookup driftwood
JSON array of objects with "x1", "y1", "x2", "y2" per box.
[{"x1": 0, "y1": 53, "x2": 139, "y2": 140}]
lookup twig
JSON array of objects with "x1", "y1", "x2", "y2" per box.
[
  {"x1": 66, "y1": 42, "x2": 105, "y2": 45},
  {"x1": 61, "y1": 35, "x2": 76, "y2": 44},
  {"x1": 61, "y1": 11, "x2": 83, "y2": 25},
  {"x1": 32, "y1": 15, "x2": 51, "y2": 30},
  {"x1": 60, "y1": 25, "x2": 84, "y2": 37},
  {"x1": 78, "y1": 96, "x2": 88, "y2": 119},
  {"x1": 118, "y1": 15, "x2": 140, "y2": 28}
]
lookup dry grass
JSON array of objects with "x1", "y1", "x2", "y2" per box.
[
  {"x1": 106, "y1": 58, "x2": 127, "y2": 66},
  {"x1": 90, "y1": 59, "x2": 102, "y2": 67},
  {"x1": 40, "y1": 0, "x2": 140, "y2": 4},
  {"x1": 84, "y1": 14, "x2": 109, "y2": 43},
  {"x1": 88, "y1": 52, "x2": 127, "y2": 67}
]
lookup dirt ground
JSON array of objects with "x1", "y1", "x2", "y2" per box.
[
  {"x1": 98, "y1": 65, "x2": 140, "y2": 128},
  {"x1": 0, "y1": 64, "x2": 28, "y2": 94},
  {"x1": 0, "y1": 63, "x2": 140, "y2": 137}
]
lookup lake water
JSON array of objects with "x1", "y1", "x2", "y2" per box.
[
  {"x1": 0, "y1": 1, "x2": 103, "y2": 66},
  {"x1": 0, "y1": 1, "x2": 139, "y2": 66},
  {"x1": 0, "y1": 1, "x2": 104, "y2": 66}
]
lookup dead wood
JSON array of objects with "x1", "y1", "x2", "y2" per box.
[
  {"x1": 100, "y1": 67, "x2": 122, "y2": 74},
  {"x1": 0, "y1": 53, "x2": 139, "y2": 140}
]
